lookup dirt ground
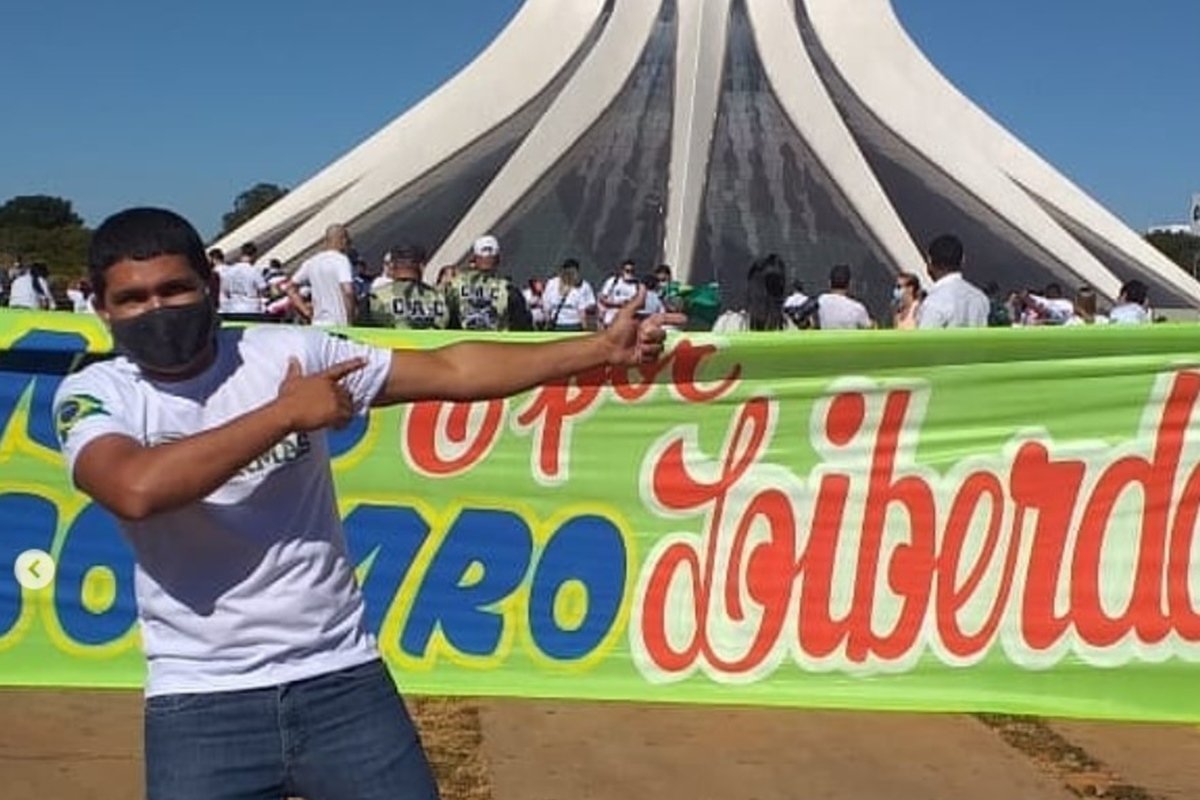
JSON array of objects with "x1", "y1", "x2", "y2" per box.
[{"x1": 1, "y1": 690, "x2": 1199, "y2": 800}]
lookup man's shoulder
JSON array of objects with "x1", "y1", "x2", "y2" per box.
[
  {"x1": 237, "y1": 323, "x2": 315, "y2": 351},
  {"x1": 53, "y1": 357, "x2": 137, "y2": 409}
]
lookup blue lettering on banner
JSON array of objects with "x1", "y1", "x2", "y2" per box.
[
  {"x1": 0, "y1": 331, "x2": 90, "y2": 452},
  {"x1": 344, "y1": 505, "x2": 432, "y2": 636},
  {"x1": 55, "y1": 503, "x2": 137, "y2": 646},
  {"x1": 0, "y1": 494, "x2": 58, "y2": 637},
  {"x1": 400, "y1": 510, "x2": 533, "y2": 658},
  {"x1": 528, "y1": 515, "x2": 627, "y2": 661}
]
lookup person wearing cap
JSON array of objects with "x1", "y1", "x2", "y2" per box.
[
  {"x1": 367, "y1": 244, "x2": 450, "y2": 330},
  {"x1": 444, "y1": 235, "x2": 533, "y2": 332}
]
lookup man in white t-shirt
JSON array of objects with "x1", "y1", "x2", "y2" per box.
[
  {"x1": 51, "y1": 207, "x2": 684, "y2": 800},
  {"x1": 816, "y1": 265, "x2": 872, "y2": 330},
  {"x1": 1108, "y1": 279, "x2": 1153, "y2": 325},
  {"x1": 288, "y1": 224, "x2": 356, "y2": 327},
  {"x1": 7, "y1": 263, "x2": 53, "y2": 310},
  {"x1": 541, "y1": 259, "x2": 597, "y2": 331},
  {"x1": 917, "y1": 234, "x2": 991, "y2": 329},
  {"x1": 221, "y1": 242, "x2": 268, "y2": 316},
  {"x1": 208, "y1": 248, "x2": 233, "y2": 314},
  {"x1": 598, "y1": 259, "x2": 642, "y2": 328}
]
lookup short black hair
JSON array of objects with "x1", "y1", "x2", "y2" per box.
[
  {"x1": 88, "y1": 208, "x2": 210, "y2": 299},
  {"x1": 389, "y1": 242, "x2": 428, "y2": 264},
  {"x1": 829, "y1": 264, "x2": 852, "y2": 290},
  {"x1": 927, "y1": 234, "x2": 964, "y2": 270},
  {"x1": 241, "y1": 242, "x2": 258, "y2": 259},
  {"x1": 1121, "y1": 279, "x2": 1149, "y2": 305},
  {"x1": 208, "y1": 247, "x2": 224, "y2": 262}
]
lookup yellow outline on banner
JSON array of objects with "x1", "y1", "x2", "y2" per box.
[
  {"x1": 0, "y1": 478, "x2": 140, "y2": 660},
  {"x1": 341, "y1": 494, "x2": 634, "y2": 674},
  {"x1": 516, "y1": 501, "x2": 637, "y2": 676}
]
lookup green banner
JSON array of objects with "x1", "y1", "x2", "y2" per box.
[{"x1": 2, "y1": 310, "x2": 1200, "y2": 723}]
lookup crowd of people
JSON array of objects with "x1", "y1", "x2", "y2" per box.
[
  {"x1": 1, "y1": 228, "x2": 1162, "y2": 333},
  {"x1": 711, "y1": 234, "x2": 1159, "y2": 332}
]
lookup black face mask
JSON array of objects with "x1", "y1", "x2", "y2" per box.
[{"x1": 109, "y1": 299, "x2": 218, "y2": 375}]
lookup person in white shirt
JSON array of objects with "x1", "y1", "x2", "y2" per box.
[
  {"x1": 917, "y1": 234, "x2": 991, "y2": 329},
  {"x1": 7, "y1": 263, "x2": 53, "y2": 310},
  {"x1": 66, "y1": 278, "x2": 97, "y2": 314},
  {"x1": 221, "y1": 243, "x2": 268, "y2": 316},
  {"x1": 524, "y1": 277, "x2": 547, "y2": 329},
  {"x1": 598, "y1": 259, "x2": 642, "y2": 328},
  {"x1": 817, "y1": 264, "x2": 873, "y2": 330},
  {"x1": 783, "y1": 282, "x2": 809, "y2": 316},
  {"x1": 542, "y1": 259, "x2": 597, "y2": 332},
  {"x1": 287, "y1": 224, "x2": 356, "y2": 327},
  {"x1": 208, "y1": 248, "x2": 233, "y2": 315},
  {"x1": 53, "y1": 207, "x2": 683, "y2": 800},
  {"x1": 1108, "y1": 279, "x2": 1152, "y2": 325}
]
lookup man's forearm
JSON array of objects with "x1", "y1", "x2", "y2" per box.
[
  {"x1": 377, "y1": 335, "x2": 613, "y2": 405},
  {"x1": 85, "y1": 401, "x2": 296, "y2": 521}
]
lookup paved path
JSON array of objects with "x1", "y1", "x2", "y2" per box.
[
  {"x1": 479, "y1": 701, "x2": 1072, "y2": 800},
  {"x1": 1050, "y1": 721, "x2": 1200, "y2": 800},
  {"x1": 4, "y1": 690, "x2": 1200, "y2": 800}
]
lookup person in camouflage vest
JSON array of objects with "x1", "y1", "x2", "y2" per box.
[
  {"x1": 445, "y1": 235, "x2": 533, "y2": 332},
  {"x1": 367, "y1": 244, "x2": 450, "y2": 330}
]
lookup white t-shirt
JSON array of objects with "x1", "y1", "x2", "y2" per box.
[
  {"x1": 523, "y1": 288, "x2": 547, "y2": 327},
  {"x1": 544, "y1": 281, "x2": 596, "y2": 328},
  {"x1": 784, "y1": 291, "x2": 809, "y2": 311},
  {"x1": 292, "y1": 250, "x2": 354, "y2": 327},
  {"x1": 52, "y1": 325, "x2": 393, "y2": 697},
  {"x1": 817, "y1": 293, "x2": 871, "y2": 330},
  {"x1": 1065, "y1": 314, "x2": 1110, "y2": 327},
  {"x1": 8, "y1": 273, "x2": 51, "y2": 309},
  {"x1": 213, "y1": 264, "x2": 233, "y2": 313},
  {"x1": 222, "y1": 261, "x2": 268, "y2": 314},
  {"x1": 1109, "y1": 303, "x2": 1151, "y2": 325},
  {"x1": 599, "y1": 275, "x2": 641, "y2": 327},
  {"x1": 918, "y1": 273, "x2": 991, "y2": 329},
  {"x1": 66, "y1": 289, "x2": 96, "y2": 314}
]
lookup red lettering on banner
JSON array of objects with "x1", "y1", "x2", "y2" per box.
[
  {"x1": 516, "y1": 344, "x2": 743, "y2": 485},
  {"x1": 1010, "y1": 442, "x2": 1083, "y2": 652},
  {"x1": 402, "y1": 344, "x2": 743, "y2": 485},
  {"x1": 670, "y1": 341, "x2": 742, "y2": 404},
  {"x1": 403, "y1": 400, "x2": 505, "y2": 477},
  {"x1": 1168, "y1": 463, "x2": 1200, "y2": 639},
  {"x1": 849, "y1": 391, "x2": 935, "y2": 663},
  {"x1": 515, "y1": 368, "x2": 607, "y2": 484},
  {"x1": 633, "y1": 370, "x2": 1200, "y2": 683},
  {"x1": 936, "y1": 472, "x2": 1016, "y2": 660}
]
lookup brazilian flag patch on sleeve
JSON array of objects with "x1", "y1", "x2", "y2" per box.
[{"x1": 55, "y1": 394, "x2": 111, "y2": 445}]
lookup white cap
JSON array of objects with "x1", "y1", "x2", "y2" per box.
[{"x1": 473, "y1": 235, "x2": 500, "y2": 257}]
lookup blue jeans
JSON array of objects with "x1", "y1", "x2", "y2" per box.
[{"x1": 144, "y1": 659, "x2": 441, "y2": 800}]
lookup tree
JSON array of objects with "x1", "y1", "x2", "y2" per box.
[
  {"x1": 1145, "y1": 231, "x2": 1200, "y2": 277},
  {"x1": 221, "y1": 183, "x2": 288, "y2": 238},
  {"x1": 0, "y1": 195, "x2": 90, "y2": 279},
  {"x1": 0, "y1": 195, "x2": 83, "y2": 230}
]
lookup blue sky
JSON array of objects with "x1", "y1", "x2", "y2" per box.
[{"x1": 1, "y1": 1, "x2": 1195, "y2": 241}]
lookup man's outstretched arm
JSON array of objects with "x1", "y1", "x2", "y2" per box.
[
  {"x1": 73, "y1": 359, "x2": 365, "y2": 522},
  {"x1": 372, "y1": 289, "x2": 684, "y2": 405}
]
